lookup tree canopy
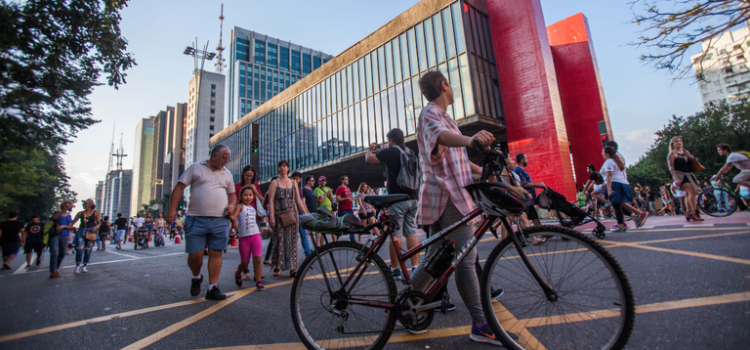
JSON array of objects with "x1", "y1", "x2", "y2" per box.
[
  {"x1": 630, "y1": 0, "x2": 750, "y2": 78},
  {"x1": 628, "y1": 101, "x2": 750, "y2": 192},
  {"x1": 0, "y1": 0, "x2": 135, "y2": 220}
]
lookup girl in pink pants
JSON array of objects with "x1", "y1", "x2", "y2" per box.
[{"x1": 230, "y1": 187, "x2": 264, "y2": 291}]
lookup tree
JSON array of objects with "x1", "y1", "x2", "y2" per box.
[
  {"x1": 630, "y1": 0, "x2": 750, "y2": 78},
  {"x1": 0, "y1": 0, "x2": 134, "y2": 218},
  {"x1": 628, "y1": 100, "x2": 750, "y2": 192}
]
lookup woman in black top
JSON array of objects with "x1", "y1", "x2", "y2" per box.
[
  {"x1": 71, "y1": 199, "x2": 101, "y2": 273},
  {"x1": 667, "y1": 136, "x2": 703, "y2": 221},
  {"x1": 98, "y1": 216, "x2": 110, "y2": 251}
]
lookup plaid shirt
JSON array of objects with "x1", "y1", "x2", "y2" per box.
[{"x1": 416, "y1": 102, "x2": 477, "y2": 225}]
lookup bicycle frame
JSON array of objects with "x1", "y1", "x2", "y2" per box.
[{"x1": 317, "y1": 206, "x2": 557, "y2": 311}]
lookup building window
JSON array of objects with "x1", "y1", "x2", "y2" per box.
[
  {"x1": 313, "y1": 56, "x2": 321, "y2": 70},
  {"x1": 210, "y1": 117, "x2": 215, "y2": 122},
  {"x1": 211, "y1": 109, "x2": 216, "y2": 114},
  {"x1": 280, "y1": 46, "x2": 289, "y2": 72},
  {"x1": 210, "y1": 125, "x2": 215, "y2": 131},
  {"x1": 254, "y1": 39, "x2": 265, "y2": 65},
  {"x1": 211, "y1": 84, "x2": 216, "y2": 90},
  {"x1": 268, "y1": 43, "x2": 278, "y2": 69},
  {"x1": 292, "y1": 50, "x2": 301, "y2": 74},
  {"x1": 303, "y1": 53, "x2": 312, "y2": 75}
]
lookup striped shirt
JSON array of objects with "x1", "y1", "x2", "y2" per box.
[{"x1": 416, "y1": 102, "x2": 477, "y2": 225}]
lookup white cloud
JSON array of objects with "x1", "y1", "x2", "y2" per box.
[
  {"x1": 614, "y1": 129, "x2": 657, "y2": 164},
  {"x1": 63, "y1": 150, "x2": 109, "y2": 201}
]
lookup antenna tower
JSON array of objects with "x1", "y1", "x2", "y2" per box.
[
  {"x1": 107, "y1": 122, "x2": 116, "y2": 174},
  {"x1": 113, "y1": 133, "x2": 128, "y2": 171},
  {"x1": 215, "y1": 4, "x2": 226, "y2": 74}
]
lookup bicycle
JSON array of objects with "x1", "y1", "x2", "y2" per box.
[
  {"x1": 291, "y1": 144, "x2": 635, "y2": 350},
  {"x1": 698, "y1": 176, "x2": 739, "y2": 217}
]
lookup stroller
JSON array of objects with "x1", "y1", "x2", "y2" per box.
[
  {"x1": 536, "y1": 188, "x2": 607, "y2": 239},
  {"x1": 135, "y1": 227, "x2": 149, "y2": 249}
]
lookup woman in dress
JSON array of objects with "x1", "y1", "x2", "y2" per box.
[
  {"x1": 235, "y1": 165, "x2": 264, "y2": 280},
  {"x1": 267, "y1": 160, "x2": 309, "y2": 277},
  {"x1": 667, "y1": 136, "x2": 703, "y2": 221},
  {"x1": 155, "y1": 213, "x2": 166, "y2": 242}
]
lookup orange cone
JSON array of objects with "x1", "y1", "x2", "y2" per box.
[{"x1": 174, "y1": 234, "x2": 181, "y2": 244}]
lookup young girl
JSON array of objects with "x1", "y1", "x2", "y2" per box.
[{"x1": 230, "y1": 186, "x2": 265, "y2": 291}]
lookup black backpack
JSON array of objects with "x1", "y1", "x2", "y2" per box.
[{"x1": 393, "y1": 145, "x2": 421, "y2": 192}]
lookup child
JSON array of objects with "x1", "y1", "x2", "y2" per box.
[{"x1": 230, "y1": 186, "x2": 265, "y2": 291}]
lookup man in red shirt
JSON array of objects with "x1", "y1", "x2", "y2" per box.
[{"x1": 335, "y1": 175, "x2": 356, "y2": 242}]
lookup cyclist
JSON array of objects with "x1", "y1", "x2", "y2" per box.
[
  {"x1": 583, "y1": 163, "x2": 606, "y2": 218},
  {"x1": 411, "y1": 70, "x2": 514, "y2": 345},
  {"x1": 713, "y1": 143, "x2": 750, "y2": 190}
]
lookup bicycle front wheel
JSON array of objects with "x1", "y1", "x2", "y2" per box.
[
  {"x1": 481, "y1": 225, "x2": 634, "y2": 350},
  {"x1": 698, "y1": 188, "x2": 738, "y2": 217},
  {"x1": 291, "y1": 241, "x2": 397, "y2": 350}
]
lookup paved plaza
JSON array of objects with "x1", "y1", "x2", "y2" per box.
[{"x1": 0, "y1": 213, "x2": 748, "y2": 349}]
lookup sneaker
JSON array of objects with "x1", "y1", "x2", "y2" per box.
[
  {"x1": 637, "y1": 212, "x2": 649, "y2": 228},
  {"x1": 205, "y1": 285, "x2": 227, "y2": 300},
  {"x1": 392, "y1": 268, "x2": 402, "y2": 280},
  {"x1": 491, "y1": 288, "x2": 504, "y2": 299},
  {"x1": 74, "y1": 266, "x2": 81, "y2": 273},
  {"x1": 256, "y1": 281, "x2": 265, "y2": 291},
  {"x1": 234, "y1": 271, "x2": 243, "y2": 288},
  {"x1": 609, "y1": 226, "x2": 627, "y2": 233},
  {"x1": 190, "y1": 275, "x2": 203, "y2": 296},
  {"x1": 82, "y1": 266, "x2": 88, "y2": 273},
  {"x1": 470, "y1": 322, "x2": 518, "y2": 346}
]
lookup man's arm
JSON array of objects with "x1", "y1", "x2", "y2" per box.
[
  {"x1": 583, "y1": 179, "x2": 594, "y2": 193},
  {"x1": 167, "y1": 183, "x2": 187, "y2": 224},
  {"x1": 437, "y1": 130, "x2": 494, "y2": 148},
  {"x1": 365, "y1": 143, "x2": 381, "y2": 164},
  {"x1": 470, "y1": 162, "x2": 482, "y2": 175},
  {"x1": 225, "y1": 189, "x2": 237, "y2": 215},
  {"x1": 713, "y1": 163, "x2": 734, "y2": 179}
]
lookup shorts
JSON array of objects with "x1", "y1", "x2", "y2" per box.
[
  {"x1": 734, "y1": 170, "x2": 750, "y2": 183},
  {"x1": 184, "y1": 216, "x2": 230, "y2": 254},
  {"x1": 389, "y1": 199, "x2": 418, "y2": 237},
  {"x1": 24, "y1": 242, "x2": 44, "y2": 254},
  {"x1": 593, "y1": 184, "x2": 605, "y2": 195},
  {"x1": 1, "y1": 242, "x2": 20, "y2": 257},
  {"x1": 525, "y1": 205, "x2": 539, "y2": 221},
  {"x1": 358, "y1": 212, "x2": 375, "y2": 220},
  {"x1": 115, "y1": 230, "x2": 126, "y2": 242},
  {"x1": 337, "y1": 209, "x2": 355, "y2": 218},
  {"x1": 238, "y1": 234, "x2": 262, "y2": 262},
  {"x1": 610, "y1": 182, "x2": 634, "y2": 204}
]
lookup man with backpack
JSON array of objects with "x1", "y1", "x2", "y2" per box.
[
  {"x1": 714, "y1": 143, "x2": 750, "y2": 189},
  {"x1": 365, "y1": 128, "x2": 420, "y2": 279}
]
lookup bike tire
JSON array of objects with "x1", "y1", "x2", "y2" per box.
[
  {"x1": 698, "y1": 188, "x2": 738, "y2": 217},
  {"x1": 291, "y1": 241, "x2": 398, "y2": 350},
  {"x1": 481, "y1": 225, "x2": 635, "y2": 350}
]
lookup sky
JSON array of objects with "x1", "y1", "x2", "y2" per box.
[{"x1": 65, "y1": 0, "x2": 705, "y2": 201}]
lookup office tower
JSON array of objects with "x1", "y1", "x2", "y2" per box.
[{"x1": 131, "y1": 117, "x2": 154, "y2": 215}]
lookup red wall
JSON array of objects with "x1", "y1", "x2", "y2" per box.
[
  {"x1": 485, "y1": 0, "x2": 577, "y2": 200},
  {"x1": 546, "y1": 13, "x2": 613, "y2": 190}
]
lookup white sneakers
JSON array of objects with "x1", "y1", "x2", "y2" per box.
[
  {"x1": 74, "y1": 266, "x2": 81, "y2": 273},
  {"x1": 74, "y1": 265, "x2": 88, "y2": 273},
  {"x1": 82, "y1": 266, "x2": 88, "y2": 273}
]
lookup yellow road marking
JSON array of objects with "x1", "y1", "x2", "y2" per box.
[
  {"x1": 600, "y1": 230, "x2": 750, "y2": 246},
  {"x1": 197, "y1": 291, "x2": 750, "y2": 350},
  {"x1": 604, "y1": 241, "x2": 750, "y2": 265},
  {"x1": 491, "y1": 301, "x2": 548, "y2": 349}
]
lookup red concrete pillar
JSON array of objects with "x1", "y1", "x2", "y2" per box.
[
  {"x1": 485, "y1": 0, "x2": 577, "y2": 200},
  {"x1": 546, "y1": 13, "x2": 613, "y2": 190}
]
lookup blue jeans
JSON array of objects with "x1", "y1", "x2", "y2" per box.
[
  {"x1": 338, "y1": 209, "x2": 356, "y2": 242},
  {"x1": 714, "y1": 190, "x2": 729, "y2": 211},
  {"x1": 48, "y1": 234, "x2": 68, "y2": 273},
  {"x1": 74, "y1": 228, "x2": 95, "y2": 265},
  {"x1": 299, "y1": 227, "x2": 311, "y2": 256}
]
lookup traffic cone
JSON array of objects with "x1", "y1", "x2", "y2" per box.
[{"x1": 174, "y1": 234, "x2": 181, "y2": 244}]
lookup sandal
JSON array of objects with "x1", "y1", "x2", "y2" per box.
[
  {"x1": 234, "y1": 271, "x2": 243, "y2": 287},
  {"x1": 256, "y1": 281, "x2": 265, "y2": 291},
  {"x1": 263, "y1": 260, "x2": 272, "y2": 266},
  {"x1": 273, "y1": 268, "x2": 280, "y2": 277}
]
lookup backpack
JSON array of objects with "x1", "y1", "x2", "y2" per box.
[
  {"x1": 42, "y1": 218, "x2": 58, "y2": 245},
  {"x1": 738, "y1": 151, "x2": 750, "y2": 160},
  {"x1": 393, "y1": 145, "x2": 421, "y2": 192}
]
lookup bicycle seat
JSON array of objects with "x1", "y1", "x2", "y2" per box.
[{"x1": 363, "y1": 194, "x2": 410, "y2": 209}]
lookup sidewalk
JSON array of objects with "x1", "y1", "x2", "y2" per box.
[{"x1": 561, "y1": 210, "x2": 750, "y2": 230}]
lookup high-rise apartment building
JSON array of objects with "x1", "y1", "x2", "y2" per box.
[
  {"x1": 102, "y1": 169, "x2": 132, "y2": 219},
  {"x1": 150, "y1": 110, "x2": 167, "y2": 201},
  {"x1": 186, "y1": 71, "x2": 225, "y2": 168},
  {"x1": 94, "y1": 181, "x2": 104, "y2": 210},
  {"x1": 692, "y1": 25, "x2": 750, "y2": 105},
  {"x1": 131, "y1": 117, "x2": 154, "y2": 215},
  {"x1": 226, "y1": 27, "x2": 333, "y2": 126},
  {"x1": 164, "y1": 103, "x2": 187, "y2": 196}
]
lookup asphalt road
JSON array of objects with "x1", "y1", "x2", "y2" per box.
[{"x1": 0, "y1": 213, "x2": 748, "y2": 350}]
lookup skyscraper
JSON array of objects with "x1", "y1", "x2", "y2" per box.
[
  {"x1": 226, "y1": 27, "x2": 333, "y2": 126},
  {"x1": 131, "y1": 117, "x2": 154, "y2": 215},
  {"x1": 150, "y1": 110, "x2": 167, "y2": 202},
  {"x1": 94, "y1": 181, "x2": 104, "y2": 211},
  {"x1": 103, "y1": 170, "x2": 132, "y2": 220},
  {"x1": 186, "y1": 71, "x2": 225, "y2": 169},
  {"x1": 168, "y1": 103, "x2": 187, "y2": 193}
]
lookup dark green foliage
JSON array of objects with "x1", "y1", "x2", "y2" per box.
[
  {"x1": 0, "y1": 0, "x2": 134, "y2": 219},
  {"x1": 629, "y1": 101, "x2": 750, "y2": 194}
]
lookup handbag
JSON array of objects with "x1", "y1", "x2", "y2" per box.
[
  {"x1": 85, "y1": 229, "x2": 98, "y2": 241},
  {"x1": 277, "y1": 208, "x2": 298, "y2": 228},
  {"x1": 689, "y1": 157, "x2": 705, "y2": 172},
  {"x1": 255, "y1": 197, "x2": 268, "y2": 217}
]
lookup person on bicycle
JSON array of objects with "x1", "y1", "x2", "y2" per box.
[
  {"x1": 583, "y1": 163, "x2": 606, "y2": 217},
  {"x1": 713, "y1": 143, "x2": 750, "y2": 191},
  {"x1": 411, "y1": 70, "x2": 512, "y2": 345}
]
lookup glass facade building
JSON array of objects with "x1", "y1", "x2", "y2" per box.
[
  {"x1": 227, "y1": 28, "x2": 333, "y2": 127},
  {"x1": 214, "y1": 0, "x2": 504, "y2": 184}
]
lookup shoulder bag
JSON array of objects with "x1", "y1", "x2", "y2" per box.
[
  {"x1": 689, "y1": 157, "x2": 705, "y2": 172},
  {"x1": 275, "y1": 180, "x2": 298, "y2": 228}
]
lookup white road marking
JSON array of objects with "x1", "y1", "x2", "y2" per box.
[
  {"x1": 104, "y1": 250, "x2": 138, "y2": 259},
  {"x1": 12, "y1": 263, "x2": 29, "y2": 275},
  {"x1": 14, "y1": 252, "x2": 185, "y2": 275}
]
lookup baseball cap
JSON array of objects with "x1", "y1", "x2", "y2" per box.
[{"x1": 318, "y1": 176, "x2": 327, "y2": 181}]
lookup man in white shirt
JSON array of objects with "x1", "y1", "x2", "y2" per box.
[
  {"x1": 714, "y1": 143, "x2": 750, "y2": 189},
  {"x1": 168, "y1": 145, "x2": 236, "y2": 300}
]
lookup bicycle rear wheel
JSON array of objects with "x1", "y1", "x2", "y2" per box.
[
  {"x1": 698, "y1": 188, "x2": 738, "y2": 217},
  {"x1": 291, "y1": 241, "x2": 397, "y2": 350},
  {"x1": 481, "y1": 225, "x2": 634, "y2": 350}
]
